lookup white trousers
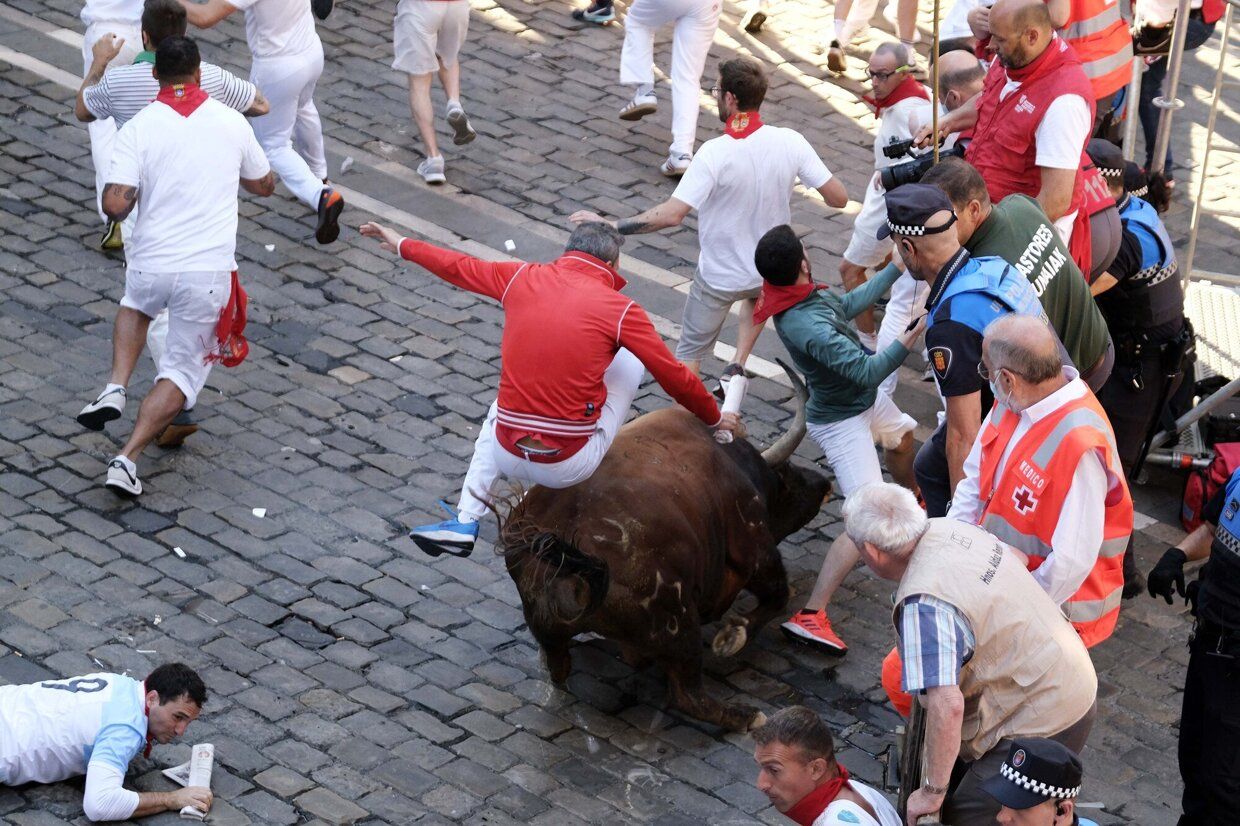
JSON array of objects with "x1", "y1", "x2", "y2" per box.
[
  {"x1": 249, "y1": 42, "x2": 328, "y2": 208},
  {"x1": 875, "y1": 270, "x2": 928, "y2": 398},
  {"x1": 457, "y1": 349, "x2": 645, "y2": 521},
  {"x1": 843, "y1": 173, "x2": 892, "y2": 270},
  {"x1": 806, "y1": 392, "x2": 916, "y2": 498},
  {"x1": 619, "y1": 0, "x2": 720, "y2": 157},
  {"x1": 82, "y1": 21, "x2": 142, "y2": 224}
]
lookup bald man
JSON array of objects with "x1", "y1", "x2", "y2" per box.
[
  {"x1": 922, "y1": 0, "x2": 1094, "y2": 254},
  {"x1": 937, "y1": 49, "x2": 985, "y2": 114},
  {"x1": 949, "y1": 314, "x2": 1132, "y2": 648}
]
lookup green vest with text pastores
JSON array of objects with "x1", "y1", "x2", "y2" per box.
[{"x1": 965, "y1": 194, "x2": 1110, "y2": 374}]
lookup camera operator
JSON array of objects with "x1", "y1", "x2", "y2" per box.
[
  {"x1": 840, "y1": 42, "x2": 932, "y2": 367},
  {"x1": 919, "y1": 0, "x2": 1096, "y2": 272}
]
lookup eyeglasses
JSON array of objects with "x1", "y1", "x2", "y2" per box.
[
  {"x1": 709, "y1": 84, "x2": 720, "y2": 96},
  {"x1": 977, "y1": 362, "x2": 994, "y2": 382},
  {"x1": 866, "y1": 66, "x2": 911, "y2": 81}
]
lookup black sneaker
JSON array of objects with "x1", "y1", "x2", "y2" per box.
[
  {"x1": 312, "y1": 0, "x2": 333, "y2": 20},
  {"x1": 572, "y1": 0, "x2": 615, "y2": 24},
  {"x1": 315, "y1": 188, "x2": 344, "y2": 245}
]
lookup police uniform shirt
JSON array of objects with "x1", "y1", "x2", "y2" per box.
[
  {"x1": 925, "y1": 250, "x2": 995, "y2": 409},
  {"x1": 1197, "y1": 474, "x2": 1240, "y2": 630}
]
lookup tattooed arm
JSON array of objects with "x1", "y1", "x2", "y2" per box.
[
  {"x1": 240, "y1": 170, "x2": 276, "y2": 197},
  {"x1": 568, "y1": 198, "x2": 692, "y2": 236},
  {"x1": 101, "y1": 184, "x2": 138, "y2": 222},
  {"x1": 75, "y1": 34, "x2": 126, "y2": 122}
]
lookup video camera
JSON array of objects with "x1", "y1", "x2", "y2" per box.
[{"x1": 880, "y1": 138, "x2": 967, "y2": 191}]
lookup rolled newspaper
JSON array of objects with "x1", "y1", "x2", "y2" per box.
[
  {"x1": 180, "y1": 743, "x2": 214, "y2": 820},
  {"x1": 714, "y1": 375, "x2": 749, "y2": 444}
]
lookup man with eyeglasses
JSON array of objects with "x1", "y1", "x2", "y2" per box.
[{"x1": 840, "y1": 43, "x2": 932, "y2": 403}]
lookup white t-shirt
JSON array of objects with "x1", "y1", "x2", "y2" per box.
[
  {"x1": 0, "y1": 673, "x2": 147, "y2": 786},
  {"x1": 812, "y1": 780, "x2": 903, "y2": 826},
  {"x1": 672, "y1": 123, "x2": 833, "y2": 292},
  {"x1": 81, "y1": 0, "x2": 143, "y2": 26},
  {"x1": 108, "y1": 95, "x2": 270, "y2": 273},
  {"x1": 84, "y1": 61, "x2": 257, "y2": 128},
  {"x1": 231, "y1": 0, "x2": 320, "y2": 60},
  {"x1": 942, "y1": 0, "x2": 988, "y2": 41}
]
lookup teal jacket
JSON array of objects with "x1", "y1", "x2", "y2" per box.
[{"x1": 773, "y1": 263, "x2": 909, "y2": 425}]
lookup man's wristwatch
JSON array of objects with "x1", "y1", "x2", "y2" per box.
[{"x1": 921, "y1": 780, "x2": 948, "y2": 796}]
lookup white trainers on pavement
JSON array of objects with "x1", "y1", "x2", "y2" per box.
[
  {"x1": 660, "y1": 152, "x2": 693, "y2": 177},
  {"x1": 619, "y1": 94, "x2": 658, "y2": 122},
  {"x1": 418, "y1": 156, "x2": 446, "y2": 185},
  {"x1": 446, "y1": 106, "x2": 477, "y2": 145},
  {"x1": 77, "y1": 386, "x2": 126, "y2": 431},
  {"x1": 105, "y1": 456, "x2": 141, "y2": 498}
]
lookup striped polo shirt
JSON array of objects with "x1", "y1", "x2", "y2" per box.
[{"x1": 83, "y1": 61, "x2": 256, "y2": 128}]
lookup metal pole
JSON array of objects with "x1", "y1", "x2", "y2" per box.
[
  {"x1": 932, "y1": 0, "x2": 941, "y2": 163},
  {"x1": 1149, "y1": 0, "x2": 1195, "y2": 174},
  {"x1": 1120, "y1": 57, "x2": 1144, "y2": 162},
  {"x1": 1149, "y1": 375, "x2": 1240, "y2": 450},
  {"x1": 1184, "y1": 3, "x2": 1233, "y2": 278}
]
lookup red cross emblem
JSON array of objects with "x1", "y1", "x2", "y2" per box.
[{"x1": 1012, "y1": 485, "x2": 1038, "y2": 515}]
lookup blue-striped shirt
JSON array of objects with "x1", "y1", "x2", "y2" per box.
[{"x1": 897, "y1": 595, "x2": 976, "y2": 692}]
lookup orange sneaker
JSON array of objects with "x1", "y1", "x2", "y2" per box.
[{"x1": 780, "y1": 609, "x2": 848, "y2": 653}]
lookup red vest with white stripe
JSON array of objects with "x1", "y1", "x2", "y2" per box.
[
  {"x1": 974, "y1": 389, "x2": 1132, "y2": 648},
  {"x1": 1060, "y1": 0, "x2": 1134, "y2": 99},
  {"x1": 966, "y1": 38, "x2": 1096, "y2": 224}
]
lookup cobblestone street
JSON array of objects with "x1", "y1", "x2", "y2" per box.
[{"x1": 0, "y1": 0, "x2": 1237, "y2": 823}]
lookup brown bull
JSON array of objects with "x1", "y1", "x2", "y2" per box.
[{"x1": 498, "y1": 364, "x2": 829, "y2": 732}]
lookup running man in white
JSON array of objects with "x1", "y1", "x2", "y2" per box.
[
  {"x1": 572, "y1": 56, "x2": 848, "y2": 378},
  {"x1": 392, "y1": 0, "x2": 478, "y2": 184},
  {"x1": 81, "y1": 0, "x2": 144, "y2": 250},
  {"x1": 0, "y1": 663, "x2": 209, "y2": 822},
  {"x1": 179, "y1": 0, "x2": 344, "y2": 244},
  {"x1": 77, "y1": 36, "x2": 274, "y2": 496},
  {"x1": 616, "y1": 0, "x2": 721, "y2": 177}
]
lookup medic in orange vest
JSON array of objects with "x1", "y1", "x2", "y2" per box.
[{"x1": 950, "y1": 314, "x2": 1133, "y2": 648}]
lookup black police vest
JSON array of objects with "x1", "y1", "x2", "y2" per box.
[
  {"x1": 1097, "y1": 196, "x2": 1183, "y2": 335},
  {"x1": 1200, "y1": 470, "x2": 1240, "y2": 631}
]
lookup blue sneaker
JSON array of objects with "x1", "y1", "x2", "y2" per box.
[
  {"x1": 572, "y1": 0, "x2": 615, "y2": 24},
  {"x1": 409, "y1": 501, "x2": 479, "y2": 558}
]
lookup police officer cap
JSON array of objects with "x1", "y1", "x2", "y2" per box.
[
  {"x1": 979, "y1": 738, "x2": 1084, "y2": 810},
  {"x1": 1086, "y1": 138, "x2": 1124, "y2": 180},
  {"x1": 1123, "y1": 161, "x2": 1149, "y2": 197},
  {"x1": 877, "y1": 183, "x2": 957, "y2": 240}
]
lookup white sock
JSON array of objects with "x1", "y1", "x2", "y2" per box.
[
  {"x1": 446, "y1": 99, "x2": 463, "y2": 114},
  {"x1": 105, "y1": 382, "x2": 126, "y2": 397},
  {"x1": 635, "y1": 83, "x2": 654, "y2": 98},
  {"x1": 833, "y1": 19, "x2": 845, "y2": 41}
]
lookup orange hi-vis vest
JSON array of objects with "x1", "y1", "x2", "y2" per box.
[
  {"x1": 1060, "y1": 0, "x2": 1134, "y2": 100},
  {"x1": 975, "y1": 389, "x2": 1132, "y2": 647}
]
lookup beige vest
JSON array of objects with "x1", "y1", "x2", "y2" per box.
[{"x1": 894, "y1": 519, "x2": 1097, "y2": 761}]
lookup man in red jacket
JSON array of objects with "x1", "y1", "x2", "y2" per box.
[
  {"x1": 922, "y1": 0, "x2": 1094, "y2": 268},
  {"x1": 360, "y1": 220, "x2": 738, "y2": 558}
]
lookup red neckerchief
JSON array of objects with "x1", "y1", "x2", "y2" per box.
[
  {"x1": 142, "y1": 680, "x2": 153, "y2": 758},
  {"x1": 724, "y1": 110, "x2": 764, "y2": 139},
  {"x1": 753, "y1": 280, "x2": 826, "y2": 325},
  {"x1": 863, "y1": 74, "x2": 929, "y2": 116},
  {"x1": 1005, "y1": 35, "x2": 1074, "y2": 85},
  {"x1": 206, "y1": 271, "x2": 249, "y2": 367},
  {"x1": 155, "y1": 82, "x2": 208, "y2": 117},
  {"x1": 784, "y1": 765, "x2": 852, "y2": 826}
]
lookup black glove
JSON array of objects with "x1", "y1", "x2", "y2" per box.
[
  {"x1": 1185, "y1": 578, "x2": 1200, "y2": 615},
  {"x1": 1147, "y1": 548, "x2": 1187, "y2": 604}
]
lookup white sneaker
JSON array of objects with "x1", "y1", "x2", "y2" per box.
[
  {"x1": 77, "y1": 386, "x2": 126, "y2": 431},
  {"x1": 105, "y1": 456, "x2": 141, "y2": 498},
  {"x1": 619, "y1": 94, "x2": 658, "y2": 121},
  {"x1": 418, "y1": 156, "x2": 446, "y2": 185},
  {"x1": 446, "y1": 106, "x2": 476, "y2": 145},
  {"x1": 660, "y1": 152, "x2": 693, "y2": 177}
]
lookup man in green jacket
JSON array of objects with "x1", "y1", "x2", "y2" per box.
[{"x1": 754, "y1": 224, "x2": 925, "y2": 654}]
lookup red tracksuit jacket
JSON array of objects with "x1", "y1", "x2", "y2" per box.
[{"x1": 398, "y1": 239, "x2": 722, "y2": 460}]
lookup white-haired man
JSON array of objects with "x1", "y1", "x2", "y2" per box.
[{"x1": 840, "y1": 482, "x2": 1097, "y2": 825}]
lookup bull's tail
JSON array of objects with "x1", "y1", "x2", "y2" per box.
[{"x1": 497, "y1": 495, "x2": 610, "y2": 624}]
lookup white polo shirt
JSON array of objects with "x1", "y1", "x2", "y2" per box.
[
  {"x1": 231, "y1": 0, "x2": 320, "y2": 59},
  {"x1": 0, "y1": 673, "x2": 147, "y2": 786},
  {"x1": 672, "y1": 124, "x2": 833, "y2": 293},
  {"x1": 107, "y1": 93, "x2": 270, "y2": 273}
]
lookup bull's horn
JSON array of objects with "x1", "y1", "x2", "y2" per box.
[{"x1": 761, "y1": 359, "x2": 808, "y2": 467}]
